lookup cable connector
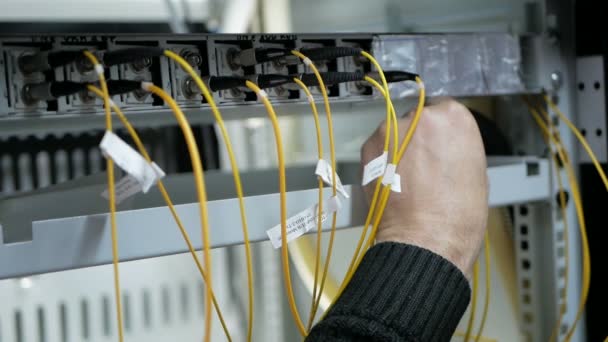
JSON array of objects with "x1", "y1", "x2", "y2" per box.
[
  {"x1": 106, "y1": 80, "x2": 146, "y2": 96},
  {"x1": 298, "y1": 47, "x2": 363, "y2": 61},
  {"x1": 21, "y1": 81, "x2": 87, "y2": 104},
  {"x1": 230, "y1": 47, "x2": 290, "y2": 67},
  {"x1": 102, "y1": 47, "x2": 164, "y2": 67},
  {"x1": 207, "y1": 76, "x2": 247, "y2": 92},
  {"x1": 367, "y1": 70, "x2": 419, "y2": 83},
  {"x1": 254, "y1": 74, "x2": 293, "y2": 89},
  {"x1": 18, "y1": 50, "x2": 83, "y2": 74},
  {"x1": 298, "y1": 71, "x2": 365, "y2": 86}
]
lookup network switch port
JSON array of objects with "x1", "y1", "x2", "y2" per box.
[
  {"x1": 211, "y1": 39, "x2": 255, "y2": 103},
  {"x1": 108, "y1": 39, "x2": 164, "y2": 110},
  {"x1": 337, "y1": 39, "x2": 373, "y2": 97},
  {"x1": 165, "y1": 40, "x2": 211, "y2": 107},
  {"x1": 3, "y1": 46, "x2": 48, "y2": 115},
  {"x1": 52, "y1": 37, "x2": 114, "y2": 114}
]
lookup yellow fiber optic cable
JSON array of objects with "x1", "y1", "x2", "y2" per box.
[
  {"x1": 364, "y1": 76, "x2": 399, "y2": 134},
  {"x1": 544, "y1": 94, "x2": 608, "y2": 191},
  {"x1": 325, "y1": 76, "x2": 425, "y2": 320},
  {"x1": 464, "y1": 261, "x2": 480, "y2": 341},
  {"x1": 82, "y1": 51, "x2": 124, "y2": 342},
  {"x1": 328, "y1": 76, "x2": 424, "y2": 311},
  {"x1": 327, "y1": 76, "x2": 399, "y2": 305},
  {"x1": 291, "y1": 50, "x2": 340, "y2": 329},
  {"x1": 338, "y1": 56, "x2": 400, "y2": 285},
  {"x1": 361, "y1": 51, "x2": 398, "y2": 162},
  {"x1": 145, "y1": 84, "x2": 214, "y2": 342},
  {"x1": 475, "y1": 233, "x2": 491, "y2": 342},
  {"x1": 364, "y1": 76, "x2": 426, "y2": 249},
  {"x1": 527, "y1": 106, "x2": 590, "y2": 342},
  {"x1": 326, "y1": 57, "x2": 400, "y2": 320},
  {"x1": 292, "y1": 78, "x2": 326, "y2": 332},
  {"x1": 243, "y1": 79, "x2": 307, "y2": 335},
  {"x1": 87, "y1": 85, "x2": 232, "y2": 341},
  {"x1": 163, "y1": 50, "x2": 254, "y2": 342}
]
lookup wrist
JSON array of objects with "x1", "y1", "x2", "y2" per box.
[{"x1": 376, "y1": 226, "x2": 473, "y2": 279}]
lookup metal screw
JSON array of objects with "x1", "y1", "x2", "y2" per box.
[
  {"x1": 130, "y1": 57, "x2": 152, "y2": 73},
  {"x1": 354, "y1": 81, "x2": 368, "y2": 94},
  {"x1": 550, "y1": 71, "x2": 562, "y2": 90},
  {"x1": 21, "y1": 84, "x2": 36, "y2": 105},
  {"x1": 76, "y1": 56, "x2": 94, "y2": 74},
  {"x1": 133, "y1": 87, "x2": 150, "y2": 101},
  {"x1": 182, "y1": 77, "x2": 199, "y2": 99},
  {"x1": 79, "y1": 90, "x2": 95, "y2": 104},
  {"x1": 227, "y1": 48, "x2": 241, "y2": 71},
  {"x1": 182, "y1": 50, "x2": 203, "y2": 67},
  {"x1": 230, "y1": 88, "x2": 242, "y2": 97},
  {"x1": 272, "y1": 58, "x2": 287, "y2": 70},
  {"x1": 274, "y1": 85, "x2": 286, "y2": 97},
  {"x1": 353, "y1": 55, "x2": 367, "y2": 67}
]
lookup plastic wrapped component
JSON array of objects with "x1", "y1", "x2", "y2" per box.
[
  {"x1": 479, "y1": 34, "x2": 524, "y2": 94},
  {"x1": 372, "y1": 33, "x2": 524, "y2": 98}
]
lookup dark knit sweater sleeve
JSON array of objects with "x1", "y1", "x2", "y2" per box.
[{"x1": 306, "y1": 242, "x2": 471, "y2": 342}]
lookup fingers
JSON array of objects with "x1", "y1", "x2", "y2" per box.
[{"x1": 362, "y1": 99, "x2": 481, "y2": 165}]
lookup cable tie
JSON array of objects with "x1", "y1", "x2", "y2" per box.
[
  {"x1": 141, "y1": 81, "x2": 154, "y2": 91},
  {"x1": 258, "y1": 89, "x2": 268, "y2": 98},
  {"x1": 315, "y1": 159, "x2": 349, "y2": 198},
  {"x1": 390, "y1": 173, "x2": 401, "y2": 192},
  {"x1": 382, "y1": 163, "x2": 396, "y2": 185},
  {"x1": 418, "y1": 82, "x2": 426, "y2": 90},
  {"x1": 94, "y1": 64, "x2": 105, "y2": 76},
  {"x1": 326, "y1": 195, "x2": 342, "y2": 213},
  {"x1": 381, "y1": 163, "x2": 401, "y2": 192},
  {"x1": 303, "y1": 57, "x2": 313, "y2": 66},
  {"x1": 107, "y1": 99, "x2": 116, "y2": 107}
]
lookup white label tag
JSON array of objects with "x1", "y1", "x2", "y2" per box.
[
  {"x1": 381, "y1": 164, "x2": 402, "y2": 193},
  {"x1": 101, "y1": 162, "x2": 166, "y2": 203},
  {"x1": 391, "y1": 173, "x2": 402, "y2": 193},
  {"x1": 266, "y1": 196, "x2": 341, "y2": 249},
  {"x1": 362, "y1": 151, "x2": 388, "y2": 185},
  {"x1": 382, "y1": 163, "x2": 397, "y2": 185},
  {"x1": 101, "y1": 175, "x2": 142, "y2": 204},
  {"x1": 99, "y1": 131, "x2": 159, "y2": 193},
  {"x1": 315, "y1": 159, "x2": 349, "y2": 198}
]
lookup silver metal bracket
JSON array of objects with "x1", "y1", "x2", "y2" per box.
[{"x1": 576, "y1": 56, "x2": 607, "y2": 163}]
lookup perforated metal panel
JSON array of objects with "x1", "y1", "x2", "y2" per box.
[{"x1": 0, "y1": 250, "x2": 239, "y2": 342}]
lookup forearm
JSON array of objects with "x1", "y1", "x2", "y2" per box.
[{"x1": 306, "y1": 242, "x2": 471, "y2": 342}]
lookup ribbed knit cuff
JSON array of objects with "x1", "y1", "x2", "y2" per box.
[{"x1": 325, "y1": 242, "x2": 471, "y2": 341}]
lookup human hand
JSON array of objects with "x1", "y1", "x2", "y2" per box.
[{"x1": 360, "y1": 100, "x2": 488, "y2": 278}]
